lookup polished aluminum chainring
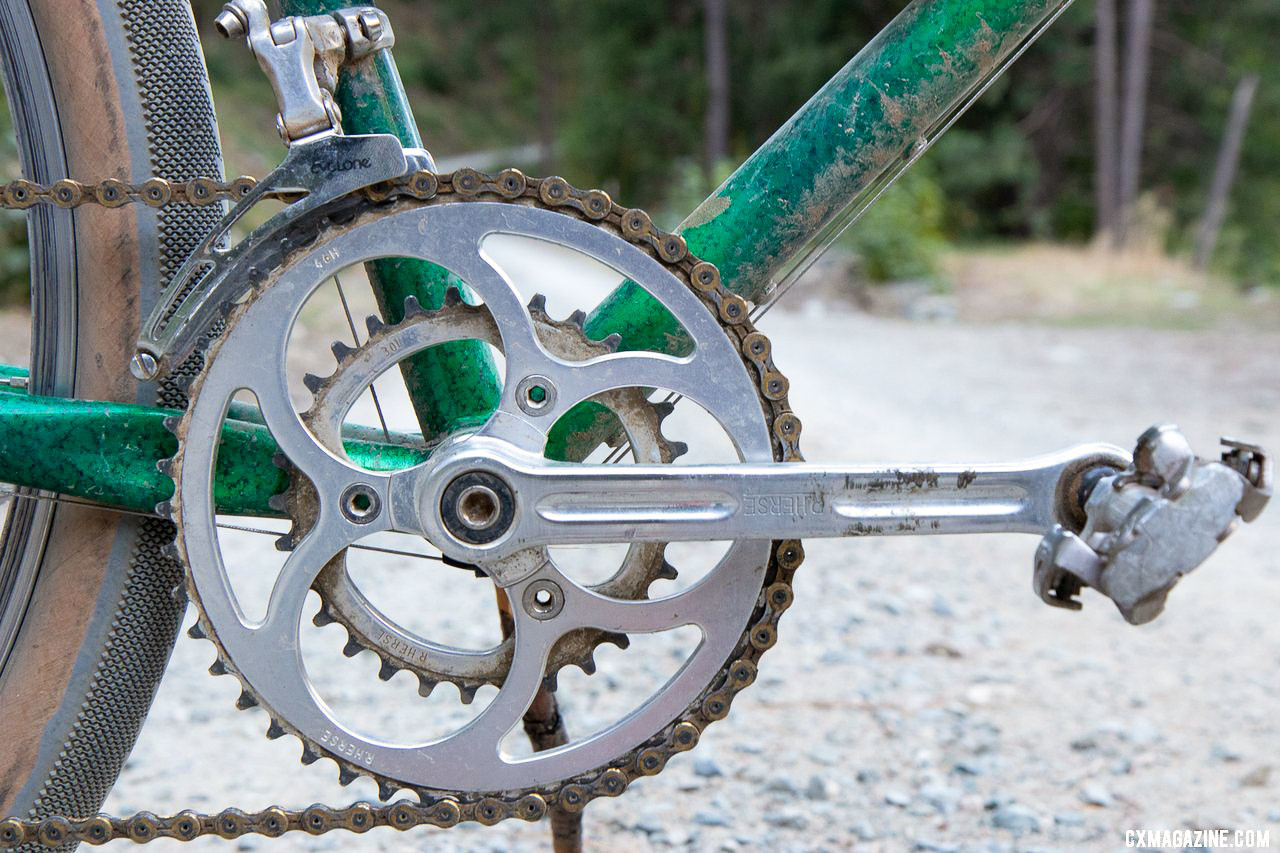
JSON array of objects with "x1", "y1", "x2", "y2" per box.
[
  {"x1": 169, "y1": 171, "x2": 805, "y2": 819},
  {"x1": 298, "y1": 295, "x2": 686, "y2": 699}
]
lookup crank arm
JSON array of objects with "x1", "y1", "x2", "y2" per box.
[
  {"x1": 418, "y1": 427, "x2": 1268, "y2": 625},
  {"x1": 414, "y1": 438, "x2": 1130, "y2": 562}
]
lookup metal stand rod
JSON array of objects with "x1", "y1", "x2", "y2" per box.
[{"x1": 495, "y1": 589, "x2": 584, "y2": 853}]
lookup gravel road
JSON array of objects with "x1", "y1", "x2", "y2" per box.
[{"x1": 103, "y1": 303, "x2": 1280, "y2": 852}]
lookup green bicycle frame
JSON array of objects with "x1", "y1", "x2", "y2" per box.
[{"x1": 0, "y1": 0, "x2": 1071, "y2": 516}]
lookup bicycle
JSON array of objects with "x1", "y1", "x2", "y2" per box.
[{"x1": 0, "y1": 0, "x2": 1269, "y2": 849}]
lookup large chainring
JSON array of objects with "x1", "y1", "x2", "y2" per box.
[{"x1": 168, "y1": 170, "x2": 805, "y2": 823}]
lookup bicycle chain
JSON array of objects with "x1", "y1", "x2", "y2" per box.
[
  {"x1": 0, "y1": 175, "x2": 263, "y2": 209},
  {"x1": 0, "y1": 167, "x2": 807, "y2": 847}
]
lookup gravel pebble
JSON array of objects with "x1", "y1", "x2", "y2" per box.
[
  {"x1": 693, "y1": 757, "x2": 723, "y2": 778},
  {"x1": 764, "y1": 776, "x2": 799, "y2": 796},
  {"x1": 633, "y1": 814, "x2": 665, "y2": 835},
  {"x1": 885, "y1": 790, "x2": 912, "y2": 808},
  {"x1": 991, "y1": 804, "x2": 1041, "y2": 834},
  {"x1": 912, "y1": 840, "x2": 960, "y2": 853},
  {"x1": 1078, "y1": 783, "x2": 1113, "y2": 807},
  {"x1": 761, "y1": 810, "x2": 808, "y2": 830},
  {"x1": 1241, "y1": 766, "x2": 1272, "y2": 787},
  {"x1": 804, "y1": 774, "x2": 834, "y2": 801},
  {"x1": 918, "y1": 783, "x2": 962, "y2": 815}
]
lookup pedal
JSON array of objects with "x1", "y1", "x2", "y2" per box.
[{"x1": 1034, "y1": 425, "x2": 1268, "y2": 625}]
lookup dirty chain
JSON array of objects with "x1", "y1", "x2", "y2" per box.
[
  {"x1": 0, "y1": 167, "x2": 806, "y2": 847},
  {"x1": 0, "y1": 175, "x2": 261, "y2": 209}
]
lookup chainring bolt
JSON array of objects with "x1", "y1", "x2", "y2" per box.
[
  {"x1": 516, "y1": 374, "x2": 557, "y2": 415},
  {"x1": 522, "y1": 579, "x2": 565, "y2": 620},
  {"x1": 340, "y1": 483, "x2": 381, "y2": 524}
]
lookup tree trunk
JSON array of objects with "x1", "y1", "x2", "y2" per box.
[
  {"x1": 1194, "y1": 74, "x2": 1260, "y2": 270},
  {"x1": 703, "y1": 0, "x2": 730, "y2": 185},
  {"x1": 535, "y1": 1, "x2": 558, "y2": 175},
  {"x1": 1116, "y1": 0, "x2": 1155, "y2": 246},
  {"x1": 1094, "y1": 0, "x2": 1120, "y2": 241}
]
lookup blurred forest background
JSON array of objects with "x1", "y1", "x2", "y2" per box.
[{"x1": 3, "y1": 0, "x2": 1278, "y2": 323}]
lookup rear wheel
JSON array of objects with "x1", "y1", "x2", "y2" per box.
[{"x1": 0, "y1": 0, "x2": 222, "y2": 832}]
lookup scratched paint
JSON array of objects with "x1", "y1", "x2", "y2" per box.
[{"x1": 0, "y1": 392, "x2": 427, "y2": 516}]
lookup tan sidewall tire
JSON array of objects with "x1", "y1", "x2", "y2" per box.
[{"x1": 0, "y1": 0, "x2": 222, "y2": 827}]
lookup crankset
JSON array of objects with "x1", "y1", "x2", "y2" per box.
[
  {"x1": 165, "y1": 173, "x2": 799, "y2": 806},
  {"x1": 148, "y1": 164, "x2": 1266, "y2": 817}
]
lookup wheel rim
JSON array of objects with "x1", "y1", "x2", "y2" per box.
[{"x1": 0, "y1": 0, "x2": 80, "y2": 672}]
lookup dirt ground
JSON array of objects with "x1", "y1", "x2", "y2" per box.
[{"x1": 76, "y1": 295, "x2": 1280, "y2": 853}]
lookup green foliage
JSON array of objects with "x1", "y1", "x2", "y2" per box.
[
  {"x1": 0, "y1": 92, "x2": 26, "y2": 305},
  {"x1": 929, "y1": 120, "x2": 1040, "y2": 240},
  {"x1": 841, "y1": 163, "x2": 946, "y2": 284},
  {"x1": 556, "y1": 2, "x2": 704, "y2": 203},
  {"x1": 0, "y1": 214, "x2": 27, "y2": 306},
  {"x1": 656, "y1": 158, "x2": 737, "y2": 232}
]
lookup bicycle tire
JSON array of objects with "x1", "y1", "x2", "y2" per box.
[{"x1": 0, "y1": 0, "x2": 222, "y2": 841}]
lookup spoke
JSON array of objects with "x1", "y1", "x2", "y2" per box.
[
  {"x1": 600, "y1": 441, "x2": 629, "y2": 464},
  {"x1": 333, "y1": 273, "x2": 393, "y2": 444},
  {"x1": 0, "y1": 488, "x2": 158, "y2": 519},
  {"x1": 606, "y1": 389, "x2": 682, "y2": 465},
  {"x1": 215, "y1": 519, "x2": 456, "y2": 565}
]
